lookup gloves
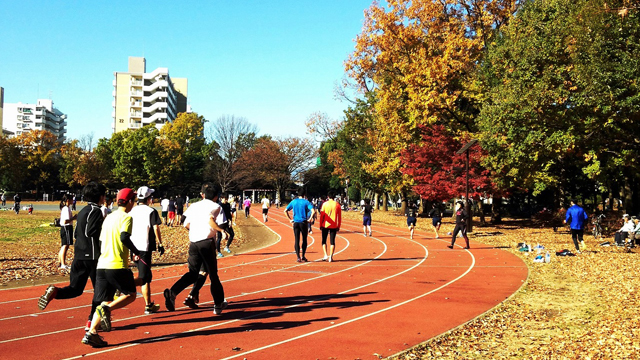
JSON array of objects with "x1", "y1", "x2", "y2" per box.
[{"x1": 158, "y1": 245, "x2": 165, "y2": 256}]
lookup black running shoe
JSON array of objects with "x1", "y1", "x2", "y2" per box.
[
  {"x1": 82, "y1": 331, "x2": 108, "y2": 347},
  {"x1": 183, "y1": 296, "x2": 198, "y2": 309},
  {"x1": 213, "y1": 300, "x2": 228, "y2": 315},
  {"x1": 164, "y1": 289, "x2": 175, "y2": 311},
  {"x1": 37, "y1": 285, "x2": 57, "y2": 310}
]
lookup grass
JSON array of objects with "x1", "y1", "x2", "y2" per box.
[{"x1": 0, "y1": 210, "x2": 59, "y2": 242}]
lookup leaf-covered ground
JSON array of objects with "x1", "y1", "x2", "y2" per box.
[
  {"x1": 2, "y1": 209, "x2": 639, "y2": 358},
  {"x1": 340, "y1": 210, "x2": 640, "y2": 359},
  {"x1": 0, "y1": 210, "x2": 270, "y2": 286}
]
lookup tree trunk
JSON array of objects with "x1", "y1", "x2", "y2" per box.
[
  {"x1": 400, "y1": 191, "x2": 407, "y2": 214},
  {"x1": 478, "y1": 198, "x2": 486, "y2": 225},
  {"x1": 623, "y1": 173, "x2": 633, "y2": 214},
  {"x1": 374, "y1": 192, "x2": 380, "y2": 210},
  {"x1": 382, "y1": 193, "x2": 388, "y2": 212},
  {"x1": 491, "y1": 195, "x2": 502, "y2": 224}
]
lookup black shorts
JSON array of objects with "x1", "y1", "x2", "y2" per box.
[
  {"x1": 363, "y1": 215, "x2": 372, "y2": 226},
  {"x1": 60, "y1": 225, "x2": 74, "y2": 246},
  {"x1": 93, "y1": 268, "x2": 137, "y2": 303},
  {"x1": 135, "y1": 251, "x2": 153, "y2": 285},
  {"x1": 407, "y1": 217, "x2": 417, "y2": 227},
  {"x1": 262, "y1": 208, "x2": 269, "y2": 214},
  {"x1": 432, "y1": 217, "x2": 441, "y2": 227}
]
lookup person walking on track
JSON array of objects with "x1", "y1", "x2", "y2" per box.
[
  {"x1": 564, "y1": 199, "x2": 589, "y2": 253},
  {"x1": 129, "y1": 186, "x2": 165, "y2": 314},
  {"x1": 319, "y1": 191, "x2": 341, "y2": 262},
  {"x1": 448, "y1": 200, "x2": 470, "y2": 249},
  {"x1": 261, "y1": 195, "x2": 271, "y2": 222},
  {"x1": 38, "y1": 182, "x2": 106, "y2": 332},
  {"x1": 163, "y1": 183, "x2": 228, "y2": 316},
  {"x1": 360, "y1": 199, "x2": 373, "y2": 237},
  {"x1": 82, "y1": 188, "x2": 144, "y2": 347},
  {"x1": 284, "y1": 187, "x2": 315, "y2": 262}
]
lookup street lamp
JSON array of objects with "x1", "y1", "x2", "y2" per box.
[{"x1": 456, "y1": 139, "x2": 478, "y2": 232}]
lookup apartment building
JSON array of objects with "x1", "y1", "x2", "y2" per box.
[
  {"x1": 3, "y1": 98, "x2": 67, "y2": 141},
  {"x1": 112, "y1": 57, "x2": 188, "y2": 133}
]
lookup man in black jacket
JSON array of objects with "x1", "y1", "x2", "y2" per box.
[{"x1": 38, "y1": 181, "x2": 106, "y2": 330}]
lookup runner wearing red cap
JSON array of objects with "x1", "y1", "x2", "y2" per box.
[{"x1": 82, "y1": 188, "x2": 144, "y2": 347}]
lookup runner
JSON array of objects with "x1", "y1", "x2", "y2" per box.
[
  {"x1": 406, "y1": 203, "x2": 417, "y2": 240},
  {"x1": 129, "y1": 186, "x2": 165, "y2": 314},
  {"x1": 360, "y1": 199, "x2": 373, "y2": 237},
  {"x1": 82, "y1": 188, "x2": 143, "y2": 347},
  {"x1": 58, "y1": 194, "x2": 77, "y2": 270},
  {"x1": 448, "y1": 200, "x2": 470, "y2": 249},
  {"x1": 261, "y1": 195, "x2": 271, "y2": 222},
  {"x1": 428, "y1": 203, "x2": 443, "y2": 239},
  {"x1": 219, "y1": 194, "x2": 235, "y2": 254},
  {"x1": 175, "y1": 194, "x2": 185, "y2": 225},
  {"x1": 284, "y1": 188, "x2": 315, "y2": 262},
  {"x1": 319, "y1": 191, "x2": 341, "y2": 262},
  {"x1": 167, "y1": 196, "x2": 176, "y2": 226},
  {"x1": 38, "y1": 182, "x2": 106, "y2": 333},
  {"x1": 230, "y1": 195, "x2": 238, "y2": 226},
  {"x1": 243, "y1": 197, "x2": 251, "y2": 218},
  {"x1": 214, "y1": 194, "x2": 230, "y2": 258},
  {"x1": 163, "y1": 183, "x2": 228, "y2": 316},
  {"x1": 160, "y1": 196, "x2": 170, "y2": 224}
]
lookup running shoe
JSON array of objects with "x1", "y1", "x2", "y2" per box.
[
  {"x1": 95, "y1": 304, "x2": 111, "y2": 332},
  {"x1": 144, "y1": 302, "x2": 160, "y2": 314},
  {"x1": 37, "y1": 285, "x2": 58, "y2": 310},
  {"x1": 164, "y1": 289, "x2": 175, "y2": 311},
  {"x1": 301, "y1": 257, "x2": 308, "y2": 262},
  {"x1": 183, "y1": 296, "x2": 198, "y2": 309},
  {"x1": 296, "y1": 258, "x2": 302, "y2": 263},
  {"x1": 213, "y1": 300, "x2": 228, "y2": 315},
  {"x1": 82, "y1": 331, "x2": 108, "y2": 347},
  {"x1": 224, "y1": 247, "x2": 231, "y2": 253},
  {"x1": 217, "y1": 252, "x2": 224, "y2": 258},
  {"x1": 447, "y1": 245, "x2": 454, "y2": 249}
]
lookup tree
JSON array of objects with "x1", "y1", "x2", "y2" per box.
[
  {"x1": 344, "y1": 0, "x2": 518, "y2": 212},
  {"x1": 205, "y1": 115, "x2": 258, "y2": 192},
  {"x1": 235, "y1": 137, "x2": 289, "y2": 196},
  {"x1": 160, "y1": 112, "x2": 207, "y2": 192},
  {"x1": 0, "y1": 136, "x2": 25, "y2": 191},
  {"x1": 14, "y1": 130, "x2": 62, "y2": 197}
]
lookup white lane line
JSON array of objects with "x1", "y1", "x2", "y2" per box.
[
  {"x1": 61, "y1": 235, "x2": 434, "y2": 360},
  {"x1": 0, "y1": 230, "x2": 382, "y2": 344}
]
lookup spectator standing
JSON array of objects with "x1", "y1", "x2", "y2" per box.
[
  {"x1": 284, "y1": 188, "x2": 315, "y2": 262},
  {"x1": 319, "y1": 191, "x2": 341, "y2": 262},
  {"x1": 13, "y1": 193, "x2": 21, "y2": 214},
  {"x1": 59, "y1": 194, "x2": 77, "y2": 270},
  {"x1": 1, "y1": 193, "x2": 5, "y2": 207},
  {"x1": 563, "y1": 199, "x2": 589, "y2": 253}
]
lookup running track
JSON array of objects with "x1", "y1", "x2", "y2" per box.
[{"x1": 0, "y1": 206, "x2": 527, "y2": 360}]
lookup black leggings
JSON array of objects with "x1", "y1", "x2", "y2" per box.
[
  {"x1": 56, "y1": 259, "x2": 98, "y2": 320},
  {"x1": 451, "y1": 224, "x2": 469, "y2": 247},
  {"x1": 321, "y1": 228, "x2": 337, "y2": 246},
  {"x1": 215, "y1": 224, "x2": 235, "y2": 252},
  {"x1": 571, "y1": 229, "x2": 585, "y2": 249},
  {"x1": 293, "y1": 221, "x2": 308, "y2": 258},
  {"x1": 170, "y1": 239, "x2": 225, "y2": 306}
]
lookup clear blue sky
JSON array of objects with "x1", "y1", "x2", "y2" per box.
[{"x1": 1, "y1": 0, "x2": 374, "y2": 141}]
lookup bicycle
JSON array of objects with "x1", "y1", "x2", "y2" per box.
[{"x1": 592, "y1": 214, "x2": 605, "y2": 240}]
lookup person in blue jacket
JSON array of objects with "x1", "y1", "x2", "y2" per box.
[{"x1": 564, "y1": 199, "x2": 589, "y2": 253}]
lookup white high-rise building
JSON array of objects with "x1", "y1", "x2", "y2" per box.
[
  {"x1": 112, "y1": 57, "x2": 188, "y2": 133},
  {"x1": 3, "y1": 99, "x2": 67, "y2": 141}
]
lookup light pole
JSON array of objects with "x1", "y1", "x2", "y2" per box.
[{"x1": 456, "y1": 139, "x2": 478, "y2": 232}]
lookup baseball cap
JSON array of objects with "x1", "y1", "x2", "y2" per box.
[
  {"x1": 117, "y1": 188, "x2": 136, "y2": 203},
  {"x1": 136, "y1": 186, "x2": 155, "y2": 200}
]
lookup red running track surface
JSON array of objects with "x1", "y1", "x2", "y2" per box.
[{"x1": 0, "y1": 206, "x2": 527, "y2": 360}]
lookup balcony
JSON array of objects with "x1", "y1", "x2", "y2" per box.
[
  {"x1": 129, "y1": 121, "x2": 142, "y2": 129},
  {"x1": 130, "y1": 101, "x2": 142, "y2": 108},
  {"x1": 130, "y1": 79, "x2": 143, "y2": 86},
  {"x1": 130, "y1": 89, "x2": 143, "y2": 97},
  {"x1": 130, "y1": 111, "x2": 142, "y2": 118}
]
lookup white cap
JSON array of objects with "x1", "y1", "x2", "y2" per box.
[{"x1": 137, "y1": 186, "x2": 155, "y2": 200}]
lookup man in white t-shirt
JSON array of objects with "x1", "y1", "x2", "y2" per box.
[
  {"x1": 261, "y1": 196, "x2": 271, "y2": 222},
  {"x1": 160, "y1": 197, "x2": 170, "y2": 224},
  {"x1": 129, "y1": 186, "x2": 164, "y2": 315},
  {"x1": 163, "y1": 183, "x2": 228, "y2": 315}
]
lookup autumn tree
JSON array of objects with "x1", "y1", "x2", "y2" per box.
[
  {"x1": 14, "y1": 130, "x2": 63, "y2": 197},
  {"x1": 344, "y1": 0, "x2": 518, "y2": 212},
  {"x1": 205, "y1": 115, "x2": 258, "y2": 192},
  {"x1": 0, "y1": 136, "x2": 25, "y2": 191},
  {"x1": 235, "y1": 137, "x2": 289, "y2": 196}
]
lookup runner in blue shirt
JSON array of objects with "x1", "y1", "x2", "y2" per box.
[
  {"x1": 564, "y1": 199, "x2": 588, "y2": 253},
  {"x1": 284, "y1": 188, "x2": 315, "y2": 262}
]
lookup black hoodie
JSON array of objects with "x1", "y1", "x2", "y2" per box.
[{"x1": 73, "y1": 202, "x2": 104, "y2": 260}]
